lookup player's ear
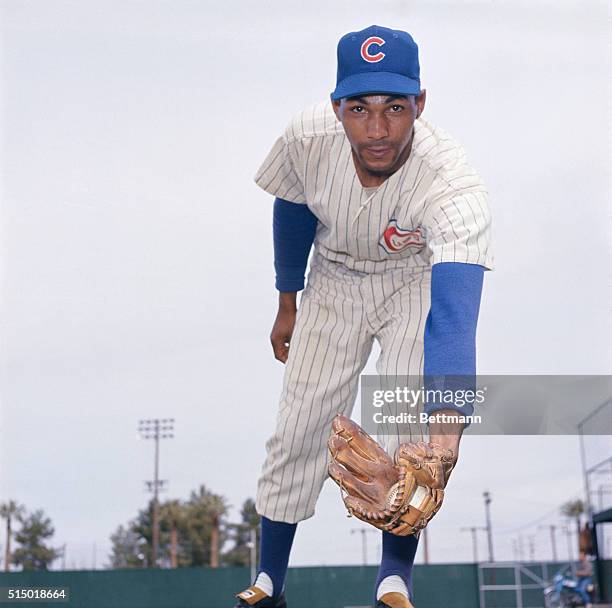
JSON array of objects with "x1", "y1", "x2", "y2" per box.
[
  {"x1": 415, "y1": 89, "x2": 426, "y2": 118},
  {"x1": 330, "y1": 97, "x2": 342, "y2": 121}
]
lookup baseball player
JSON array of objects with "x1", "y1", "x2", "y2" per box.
[{"x1": 235, "y1": 25, "x2": 493, "y2": 608}]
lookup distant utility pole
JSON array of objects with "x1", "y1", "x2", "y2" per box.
[
  {"x1": 517, "y1": 535, "x2": 525, "y2": 561},
  {"x1": 562, "y1": 525, "x2": 574, "y2": 562},
  {"x1": 138, "y1": 418, "x2": 175, "y2": 567},
  {"x1": 527, "y1": 535, "x2": 536, "y2": 562},
  {"x1": 483, "y1": 491, "x2": 494, "y2": 562},
  {"x1": 351, "y1": 528, "x2": 376, "y2": 566},
  {"x1": 460, "y1": 526, "x2": 487, "y2": 563},
  {"x1": 538, "y1": 525, "x2": 558, "y2": 562}
]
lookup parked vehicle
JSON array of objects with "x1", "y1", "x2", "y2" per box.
[{"x1": 543, "y1": 566, "x2": 594, "y2": 608}]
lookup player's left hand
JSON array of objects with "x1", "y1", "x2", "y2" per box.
[
  {"x1": 426, "y1": 408, "x2": 464, "y2": 482},
  {"x1": 395, "y1": 441, "x2": 456, "y2": 490}
]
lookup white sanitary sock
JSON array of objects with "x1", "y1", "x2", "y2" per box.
[
  {"x1": 376, "y1": 575, "x2": 409, "y2": 600},
  {"x1": 254, "y1": 572, "x2": 274, "y2": 597}
]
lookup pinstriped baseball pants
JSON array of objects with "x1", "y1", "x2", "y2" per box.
[{"x1": 256, "y1": 251, "x2": 432, "y2": 524}]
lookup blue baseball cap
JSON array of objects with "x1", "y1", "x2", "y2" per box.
[{"x1": 331, "y1": 25, "x2": 421, "y2": 101}]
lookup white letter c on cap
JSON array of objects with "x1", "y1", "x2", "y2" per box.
[{"x1": 360, "y1": 36, "x2": 386, "y2": 63}]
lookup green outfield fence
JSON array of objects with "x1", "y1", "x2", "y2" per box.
[{"x1": 0, "y1": 561, "x2": 610, "y2": 608}]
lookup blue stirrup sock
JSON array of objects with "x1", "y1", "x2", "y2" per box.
[
  {"x1": 375, "y1": 532, "x2": 420, "y2": 601},
  {"x1": 256, "y1": 516, "x2": 298, "y2": 598}
]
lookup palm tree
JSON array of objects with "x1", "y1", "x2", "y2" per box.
[
  {"x1": 185, "y1": 485, "x2": 228, "y2": 567},
  {"x1": 560, "y1": 499, "x2": 585, "y2": 554},
  {"x1": 207, "y1": 496, "x2": 226, "y2": 569},
  {"x1": 224, "y1": 499, "x2": 260, "y2": 567},
  {"x1": 160, "y1": 500, "x2": 184, "y2": 568},
  {"x1": 0, "y1": 501, "x2": 25, "y2": 572}
]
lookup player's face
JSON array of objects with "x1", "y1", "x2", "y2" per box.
[{"x1": 332, "y1": 92, "x2": 426, "y2": 176}]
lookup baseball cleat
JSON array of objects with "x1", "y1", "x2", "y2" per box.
[
  {"x1": 234, "y1": 586, "x2": 287, "y2": 608},
  {"x1": 376, "y1": 591, "x2": 415, "y2": 608}
]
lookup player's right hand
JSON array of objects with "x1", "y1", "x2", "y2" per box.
[{"x1": 270, "y1": 308, "x2": 296, "y2": 363}]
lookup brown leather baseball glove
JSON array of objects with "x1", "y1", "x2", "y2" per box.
[{"x1": 327, "y1": 415, "x2": 456, "y2": 536}]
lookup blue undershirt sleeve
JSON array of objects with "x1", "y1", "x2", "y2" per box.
[
  {"x1": 273, "y1": 197, "x2": 318, "y2": 292},
  {"x1": 423, "y1": 262, "x2": 485, "y2": 420}
]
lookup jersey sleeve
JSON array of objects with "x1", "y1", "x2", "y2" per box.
[
  {"x1": 254, "y1": 129, "x2": 307, "y2": 204},
  {"x1": 422, "y1": 189, "x2": 494, "y2": 270}
]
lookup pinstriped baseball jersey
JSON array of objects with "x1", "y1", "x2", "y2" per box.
[{"x1": 254, "y1": 100, "x2": 494, "y2": 274}]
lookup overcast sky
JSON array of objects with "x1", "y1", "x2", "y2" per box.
[{"x1": 1, "y1": 0, "x2": 611, "y2": 570}]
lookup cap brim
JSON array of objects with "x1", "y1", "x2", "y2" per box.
[{"x1": 331, "y1": 71, "x2": 421, "y2": 101}]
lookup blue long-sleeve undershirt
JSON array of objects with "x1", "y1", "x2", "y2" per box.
[
  {"x1": 423, "y1": 262, "x2": 485, "y2": 419},
  {"x1": 273, "y1": 197, "x2": 317, "y2": 292}
]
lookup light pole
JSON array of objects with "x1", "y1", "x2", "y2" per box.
[
  {"x1": 139, "y1": 418, "x2": 175, "y2": 567},
  {"x1": 577, "y1": 397, "x2": 612, "y2": 519}
]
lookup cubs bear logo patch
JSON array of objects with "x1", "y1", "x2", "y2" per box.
[{"x1": 379, "y1": 219, "x2": 426, "y2": 254}]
